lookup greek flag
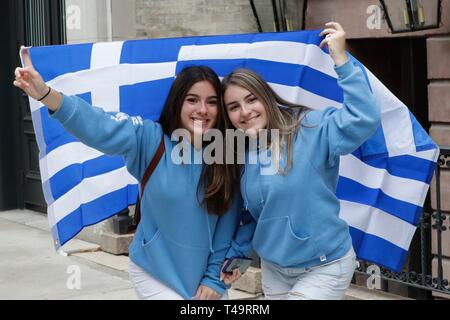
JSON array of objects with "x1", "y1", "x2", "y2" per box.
[{"x1": 25, "y1": 30, "x2": 438, "y2": 272}]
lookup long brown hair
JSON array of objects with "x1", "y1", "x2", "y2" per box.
[
  {"x1": 159, "y1": 66, "x2": 240, "y2": 216},
  {"x1": 222, "y1": 68, "x2": 310, "y2": 173}
]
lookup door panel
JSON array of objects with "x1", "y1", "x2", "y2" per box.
[{"x1": 20, "y1": 0, "x2": 66, "y2": 213}]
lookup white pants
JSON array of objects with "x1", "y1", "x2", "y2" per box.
[
  {"x1": 261, "y1": 247, "x2": 357, "y2": 300},
  {"x1": 129, "y1": 260, "x2": 183, "y2": 299},
  {"x1": 129, "y1": 260, "x2": 229, "y2": 300}
]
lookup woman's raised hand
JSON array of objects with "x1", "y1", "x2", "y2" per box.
[
  {"x1": 319, "y1": 22, "x2": 349, "y2": 67},
  {"x1": 13, "y1": 46, "x2": 49, "y2": 100},
  {"x1": 13, "y1": 46, "x2": 62, "y2": 111}
]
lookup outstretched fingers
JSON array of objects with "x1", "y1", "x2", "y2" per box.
[
  {"x1": 319, "y1": 28, "x2": 337, "y2": 37},
  {"x1": 13, "y1": 79, "x2": 28, "y2": 90},
  {"x1": 14, "y1": 67, "x2": 30, "y2": 87},
  {"x1": 325, "y1": 21, "x2": 344, "y2": 31},
  {"x1": 20, "y1": 46, "x2": 39, "y2": 78},
  {"x1": 20, "y1": 46, "x2": 34, "y2": 68},
  {"x1": 319, "y1": 38, "x2": 330, "y2": 48},
  {"x1": 14, "y1": 68, "x2": 30, "y2": 88}
]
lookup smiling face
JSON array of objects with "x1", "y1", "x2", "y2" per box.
[
  {"x1": 180, "y1": 80, "x2": 219, "y2": 138},
  {"x1": 224, "y1": 84, "x2": 268, "y2": 136}
]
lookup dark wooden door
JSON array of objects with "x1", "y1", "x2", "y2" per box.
[
  {"x1": 21, "y1": 0, "x2": 66, "y2": 212},
  {"x1": 2, "y1": 0, "x2": 67, "y2": 213},
  {"x1": 348, "y1": 37, "x2": 431, "y2": 299}
]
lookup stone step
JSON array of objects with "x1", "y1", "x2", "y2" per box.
[
  {"x1": 99, "y1": 231, "x2": 134, "y2": 255},
  {"x1": 71, "y1": 251, "x2": 130, "y2": 272},
  {"x1": 231, "y1": 266, "x2": 262, "y2": 294}
]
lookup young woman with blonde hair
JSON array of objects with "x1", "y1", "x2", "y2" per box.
[{"x1": 220, "y1": 22, "x2": 381, "y2": 300}]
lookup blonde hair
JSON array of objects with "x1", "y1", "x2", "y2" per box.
[{"x1": 222, "y1": 68, "x2": 310, "y2": 173}]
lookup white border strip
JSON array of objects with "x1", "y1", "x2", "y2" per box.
[
  {"x1": 408, "y1": 148, "x2": 440, "y2": 162},
  {"x1": 48, "y1": 166, "x2": 138, "y2": 228},
  {"x1": 339, "y1": 154, "x2": 430, "y2": 206},
  {"x1": 365, "y1": 68, "x2": 416, "y2": 157},
  {"x1": 91, "y1": 41, "x2": 124, "y2": 69},
  {"x1": 178, "y1": 41, "x2": 337, "y2": 78},
  {"x1": 39, "y1": 142, "x2": 104, "y2": 183},
  {"x1": 30, "y1": 61, "x2": 177, "y2": 113},
  {"x1": 339, "y1": 200, "x2": 416, "y2": 251}
]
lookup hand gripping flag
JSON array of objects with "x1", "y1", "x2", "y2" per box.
[{"x1": 24, "y1": 30, "x2": 438, "y2": 272}]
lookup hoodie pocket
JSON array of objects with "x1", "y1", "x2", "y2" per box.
[
  {"x1": 142, "y1": 229, "x2": 161, "y2": 248},
  {"x1": 253, "y1": 216, "x2": 316, "y2": 267},
  {"x1": 140, "y1": 231, "x2": 210, "y2": 298}
]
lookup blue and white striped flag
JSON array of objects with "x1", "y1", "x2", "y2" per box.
[{"x1": 25, "y1": 30, "x2": 438, "y2": 272}]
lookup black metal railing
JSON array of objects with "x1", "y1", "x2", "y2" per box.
[{"x1": 354, "y1": 146, "x2": 450, "y2": 299}]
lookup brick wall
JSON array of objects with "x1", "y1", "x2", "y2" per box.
[
  {"x1": 67, "y1": 0, "x2": 265, "y2": 43},
  {"x1": 305, "y1": 0, "x2": 450, "y2": 39},
  {"x1": 427, "y1": 36, "x2": 450, "y2": 299},
  {"x1": 135, "y1": 0, "x2": 259, "y2": 38}
]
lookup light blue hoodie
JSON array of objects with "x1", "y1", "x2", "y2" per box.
[
  {"x1": 226, "y1": 60, "x2": 381, "y2": 269},
  {"x1": 49, "y1": 95, "x2": 241, "y2": 299}
]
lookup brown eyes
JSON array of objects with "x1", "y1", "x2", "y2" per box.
[
  {"x1": 227, "y1": 96, "x2": 257, "y2": 111},
  {"x1": 186, "y1": 97, "x2": 218, "y2": 105},
  {"x1": 227, "y1": 104, "x2": 238, "y2": 111}
]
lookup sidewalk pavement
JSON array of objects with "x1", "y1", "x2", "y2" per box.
[{"x1": 0, "y1": 209, "x2": 259, "y2": 300}]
